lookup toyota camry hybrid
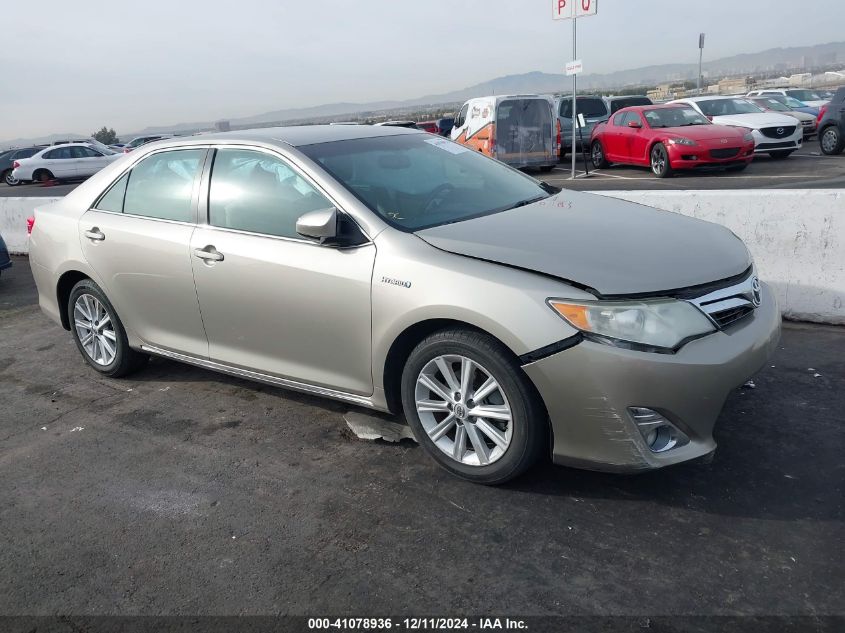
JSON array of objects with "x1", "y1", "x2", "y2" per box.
[{"x1": 28, "y1": 126, "x2": 781, "y2": 484}]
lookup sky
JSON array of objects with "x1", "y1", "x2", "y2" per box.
[{"x1": 1, "y1": 0, "x2": 842, "y2": 141}]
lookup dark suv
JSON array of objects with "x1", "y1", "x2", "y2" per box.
[
  {"x1": 818, "y1": 87, "x2": 845, "y2": 155},
  {"x1": 0, "y1": 146, "x2": 42, "y2": 186}
]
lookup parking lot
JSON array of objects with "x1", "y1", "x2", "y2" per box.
[
  {"x1": 2, "y1": 148, "x2": 844, "y2": 199},
  {"x1": 1, "y1": 256, "x2": 842, "y2": 620}
]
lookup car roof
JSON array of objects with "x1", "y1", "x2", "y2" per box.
[
  {"x1": 681, "y1": 95, "x2": 747, "y2": 102},
  {"x1": 158, "y1": 124, "x2": 423, "y2": 148}
]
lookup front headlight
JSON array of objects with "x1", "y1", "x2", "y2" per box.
[
  {"x1": 548, "y1": 298, "x2": 715, "y2": 352},
  {"x1": 743, "y1": 132, "x2": 755, "y2": 142},
  {"x1": 667, "y1": 137, "x2": 697, "y2": 146}
]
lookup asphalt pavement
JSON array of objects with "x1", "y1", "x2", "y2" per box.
[
  {"x1": 1, "y1": 150, "x2": 843, "y2": 198},
  {"x1": 1, "y1": 256, "x2": 843, "y2": 622}
]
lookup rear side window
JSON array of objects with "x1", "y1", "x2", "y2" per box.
[
  {"x1": 123, "y1": 149, "x2": 205, "y2": 222},
  {"x1": 95, "y1": 173, "x2": 129, "y2": 213},
  {"x1": 44, "y1": 147, "x2": 73, "y2": 159},
  {"x1": 209, "y1": 149, "x2": 332, "y2": 239}
]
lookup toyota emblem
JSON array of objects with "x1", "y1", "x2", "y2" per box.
[
  {"x1": 776, "y1": 127, "x2": 784, "y2": 136},
  {"x1": 751, "y1": 277, "x2": 762, "y2": 307}
]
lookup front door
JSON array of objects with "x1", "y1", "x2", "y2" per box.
[
  {"x1": 190, "y1": 147, "x2": 376, "y2": 395},
  {"x1": 78, "y1": 148, "x2": 209, "y2": 357}
]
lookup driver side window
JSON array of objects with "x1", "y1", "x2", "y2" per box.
[
  {"x1": 209, "y1": 149, "x2": 332, "y2": 239},
  {"x1": 454, "y1": 104, "x2": 469, "y2": 129}
]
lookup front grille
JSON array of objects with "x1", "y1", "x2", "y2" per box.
[
  {"x1": 689, "y1": 272, "x2": 761, "y2": 330},
  {"x1": 709, "y1": 147, "x2": 741, "y2": 159},
  {"x1": 801, "y1": 120, "x2": 814, "y2": 127},
  {"x1": 710, "y1": 305, "x2": 754, "y2": 328},
  {"x1": 757, "y1": 141, "x2": 796, "y2": 150},
  {"x1": 760, "y1": 126, "x2": 796, "y2": 139}
]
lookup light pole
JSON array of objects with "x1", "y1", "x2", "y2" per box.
[{"x1": 698, "y1": 33, "x2": 705, "y2": 95}]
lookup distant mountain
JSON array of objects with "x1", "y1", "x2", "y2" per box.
[
  {"x1": 0, "y1": 132, "x2": 90, "y2": 150},
  {"x1": 5, "y1": 41, "x2": 843, "y2": 148}
]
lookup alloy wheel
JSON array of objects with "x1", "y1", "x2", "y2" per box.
[
  {"x1": 415, "y1": 354, "x2": 513, "y2": 466},
  {"x1": 4, "y1": 171, "x2": 19, "y2": 186},
  {"x1": 821, "y1": 129, "x2": 838, "y2": 154},
  {"x1": 591, "y1": 143, "x2": 603, "y2": 166},
  {"x1": 651, "y1": 147, "x2": 666, "y2": 175},
  {"x1": 73, "y1": 294, "x2": 117, "y2": 366}
]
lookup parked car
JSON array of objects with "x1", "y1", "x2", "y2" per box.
[
  {"x1": 746, "y1": 88, "x2": 829, "y2": 109},
  {"x1": 746, "y1": 92, "x2": 818, "y2": 116},
  {"x1": 48, "y1": 138, "x2": 119, "y2": 156},
  {"x1": 668, "y1": 96, "x2": 803, "y2": 159},
  {"x1": 416, "y1": 121, "x2": 439, "y2": 134},
  {"x1": 121, "y1": 134, "x2": 173, "y2": 153},
  {"x1": 436, "y1": 117, "x2": 455, "y2": 137},
  {"x1": 554, "y1": 95, "x2": 653, "y2": 158},
  {"x1": 452, "y1": 95, "x2": 558, "y2": 171},
  {"x1": 28, "y1": 125, "x2": 779, "y2": 484},
  {"x1": 817, "y1": 87, "x2": 845, "y2": 155},
  {"x1": 11, "y1": 143, "x2": 122, "y2": 183},
  {"x1": 748, "y1": 97, "x2": 817, "y2": 138},
  {"x1": 1, "y1": 146, "x2": 42, "y2": 186},
  {"x1": 590, "y1": 104, "x2": 755, "y2": 178},
  {"x1": 0, "y1": 231, "x2": 11, "y2": 276}
]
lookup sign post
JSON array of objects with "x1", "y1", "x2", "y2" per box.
[
  {"x1": 698, "y1": 33, "x2": 706, "y2": 95},
  {"x1": 554, "y1": 0, "x2": 598, "y2": 180}
]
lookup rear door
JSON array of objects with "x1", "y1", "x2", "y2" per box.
[
  {"x1": 42, "y1": 147, "x2": 77, "y2": 178},
  {"x1": 79, "y1": 147, "x2": 209, "y2": 357},
  {"x1": 189, "y1": 147, "x2": 376, "y2": 394}
]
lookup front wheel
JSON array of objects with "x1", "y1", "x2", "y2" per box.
[
  {"x1": 68, "y1": 279, "x2": 148, "y2": 378},
  {"x1": 820, "y1": 127, "x2": 844, "y2": 155},
  {"x1": 2, "y1": 169, "x2": 20, "y2": 186},
  {"x1": 401, "y1": 328, "x2": 547, "y2": 485},
  {"x1": 769, "y1": 150, "x2": 793, "y2": 160},
  {"x1": 591, "y1": 140, "x2": 609, "y2": 168},
  {"x1": 650, "y1": 143, "x2": 673, "y2": 178}
]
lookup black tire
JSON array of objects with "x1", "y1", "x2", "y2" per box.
[
  {"x1": 591, "y1": 140, "x2": 609, "y2": 168},
  {"x1": 650, "y1": 143, "x2": 673, "y2": 178},
  {"x1": 67, "y1": 279, "x2": 148, "y2": 378},
  {"x1": 2, "y1": 169, "x2": 20, "y2": 187},
  {"x1": 769, "y1": 150, "x2": 793, "y2": 160},
  {"x1": 819, "y1": 126, "x2": 844, "y2": 156},
  {"x1": 33, "y1": 169, "x2": 55, "y2": 183},
  {"x1": 400, "y1": 328, "x2": 547, "y2": 485}
]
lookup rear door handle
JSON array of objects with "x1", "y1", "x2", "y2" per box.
[
  {"x1": 84, "y1": 228, "x2": 105, "y2": 241},
  {"x1": 194, "y1": 246, "x2": 224, "y2": 262}
]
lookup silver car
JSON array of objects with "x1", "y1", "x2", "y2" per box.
[{"x1": 29, "y1": 126, "x2": 781, "y2": 484}]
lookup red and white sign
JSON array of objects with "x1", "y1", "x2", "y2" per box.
[
  {"x1": 553, "y1": 0, "x2": 598, "y2": 20},
  {"x1": 565, "y1": 59, "x2": 583, "y2": 76}
]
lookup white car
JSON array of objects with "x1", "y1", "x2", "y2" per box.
[
  {"x1": 668, "y1": 96, "x2": 803, "y2": 159},
  {"x1": 11, "y1": 143, "x2": 122, "y2": 183},
  {"x1": 746, "y1": 89, "x2": 829, "y2": 109}
]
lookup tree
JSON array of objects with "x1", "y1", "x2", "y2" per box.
[{"x1": 92, "y1": 126, "x2": 119, "y2": 145}]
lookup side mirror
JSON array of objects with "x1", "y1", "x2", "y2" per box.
[
  {"x1": 296, "y1": 207, "x2": 338, "y2": 242},
  {"x1": 627, "y1": 120, "x2": 642, "y2": 129}
]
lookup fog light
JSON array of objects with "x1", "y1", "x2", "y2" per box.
[{"x1": 629, "y1": 407, "x2": 690, "y2": 453}]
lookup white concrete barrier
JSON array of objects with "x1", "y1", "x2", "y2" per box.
[
  {"x1": 1, "y1": 190, "x2": 843, "y2": 324},
  {"x1": 0, "y1": 197, "x2": 61, "y2": 254},
  {"x1": 597, "y1": 190, "x2": 845, "y2": 325}
]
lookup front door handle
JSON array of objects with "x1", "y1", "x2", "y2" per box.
[
  {"x1": 84, "y1": 228, "x2": 105, "y2": 241},
  {"x1": 194, "y1": 246, "x2": 224, "y2": 262}
]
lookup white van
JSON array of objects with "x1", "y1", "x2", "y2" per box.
[{"x1": 450, "y1": 95, "x2": 559, "y2": 171}]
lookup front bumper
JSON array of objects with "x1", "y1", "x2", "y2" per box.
[
  {"x1": 666, "y1": 143, "x2": 755, "y2": 169},
  {"x1": 752, "y1": 129, "x2": 803, "y2": 153},
  {"x1": 523, "y1": 282, "x2": 781, "y2": 473}
]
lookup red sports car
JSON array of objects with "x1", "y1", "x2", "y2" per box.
[{"x1": 590, "y1": 104, "x2": 756, "y2": 178}]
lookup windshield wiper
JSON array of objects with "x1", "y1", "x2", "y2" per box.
[{"x1": 506, "y1": 195, "x2": 548, "y2": 211}]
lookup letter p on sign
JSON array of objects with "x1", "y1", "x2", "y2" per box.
[{"x1": 553, "y1": 0, "x2": 573, "y2": 20}]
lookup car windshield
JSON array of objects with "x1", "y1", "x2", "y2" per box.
[
  {"x1": 788, "y1": 90, "x2": 823, "y2": 102},
  {"x1": 300, "y1": 134, "x2": 551, "y2": 231},
  {"x1": 696, "y1": 98, "x2": 764, "y2": 116},
  {"x1": 781, "y1": 95, "x2": 809, "y2": 108},
  {"x1": 756, "y1": 98, "x2": 789, "y2": 112},
  {"x1": 644, "y1": 107, "x2": 710, "y2": 128}
]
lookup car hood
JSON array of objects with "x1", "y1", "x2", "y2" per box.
[
  {"x1": 662, "y1": 124, "x2": 747, "y2": 142},
  {"x1": 711, "y1": 112, "x2": 799, "y2": 129},
  {"x1": 415, "y1": 190, "x2": 751, "y2": 296}
]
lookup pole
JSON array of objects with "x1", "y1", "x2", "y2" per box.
[
  {"x1": 698, "y1": 47, "x2": 703, "y2": 95},
  {"x1": 570, "y1": 17, "x2": 577, "y2": 180}
]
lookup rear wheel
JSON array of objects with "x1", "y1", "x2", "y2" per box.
[
  {"x1": 820, "y1": 126, "x2": 844, "y2": 155},
  {"x1": 591, "y1": 140, "x2": 609, "y2": 168},
  {"x1": 401, "y1": 328, "x2": 547, "y2": 485},
  {"x1": 67, "y1": 279, "x2": 148, "y2": 378},
  {"x1": 2, "y1": 169, "x2": 20, "y2": 186},
  {"x1": 33, "y1": 169, "x2": 55, "y2": 183},
  {"x1": 650, "y1": 143, "x2": 673, "y2": 178}
]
